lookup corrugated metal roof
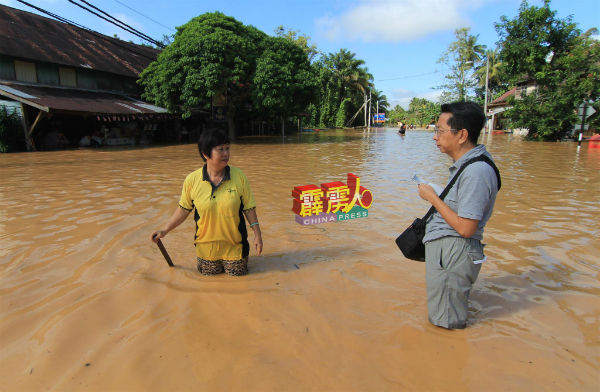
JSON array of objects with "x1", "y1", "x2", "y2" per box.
[
  {"x1": 0, "y1": 5, "x2": 159, "y2": 78},
  {"x1": 489, "y1": 87, "x2": 516, "y2": 107},
  {"x1": 0, "y1": 82, "x2": 168, "y2": 116}
]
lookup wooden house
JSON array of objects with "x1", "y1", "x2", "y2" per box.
[{"x1": 0, "y1": 4, "x2": 176, "y2": 151}]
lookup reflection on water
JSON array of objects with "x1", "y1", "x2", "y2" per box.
[{"x1": 1, "y1": 129, "x2": 599, "y2": 390}]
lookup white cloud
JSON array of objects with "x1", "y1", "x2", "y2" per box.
[
  {"x1": 317, "y1": 0, "x2": 484, "y2": 42},
  {"x1": 389, "y1": 87, "x2": 442, "y2": 109}
]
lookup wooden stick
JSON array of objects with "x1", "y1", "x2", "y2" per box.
[{"x1": 155, "y1": 238, "x2": 174, "y2": 267}]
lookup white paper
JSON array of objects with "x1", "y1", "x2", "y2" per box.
[
  {"x1": 412, "y1": 174, "x2": 444, "y2": 195},
  {"x1": 472, "y1": 255, "x2": 487, "y2": 265}
]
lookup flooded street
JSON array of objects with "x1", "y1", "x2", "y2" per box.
[{"x1": 1, "y1": 129, "x2": 599, "y2": 391}]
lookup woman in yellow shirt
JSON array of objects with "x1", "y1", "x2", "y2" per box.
[{"x1": 151, "y1": 129, "x2": 262, "y2": 276}]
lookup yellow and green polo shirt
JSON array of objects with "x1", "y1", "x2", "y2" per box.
[{"x1": 179, "y1": 165, "x2": 256, "y2": 261}]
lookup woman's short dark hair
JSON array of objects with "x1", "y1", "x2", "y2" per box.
[
  {"x1": 197, "y1": 128, "x2": 230, "y2": 161},
  {"x1": 441, "y1": 101, "x2": 486, "y2": 144}
]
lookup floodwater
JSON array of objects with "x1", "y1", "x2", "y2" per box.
[{"x1": 1, "y1": 129, "x2": 599, "y2": 391}]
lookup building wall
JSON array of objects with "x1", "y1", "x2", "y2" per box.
[{"x1": 0, "y1": 54, "x2": 140, "y2": 95}]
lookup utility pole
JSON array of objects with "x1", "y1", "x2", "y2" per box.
[
  {"x1": 364, "y1": 93, "x2": 367, "y2": 127},
  {"x1": 376, "y1": 100, "x2": 379, "y2": 127},
  {"x1": 578, "y1": 101, "x2": 587, "y2": 147},
  {"x1": 483, "y1": 54, "x2": 490, "y2": 133},
  {"x1": 368, "y1": 90, "x2": 372, "y2": 128}
]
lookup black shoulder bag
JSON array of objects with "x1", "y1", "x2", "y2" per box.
[{"x1": 395, "y1": 154, "x2": 501, "y2": 261}]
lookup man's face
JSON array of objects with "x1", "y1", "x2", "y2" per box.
[{"x1": 433, "y1": 113, "x2": 460, "y2": 156}]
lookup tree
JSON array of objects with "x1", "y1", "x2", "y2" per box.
[
  {"x1": 252, "y1": 36, "x2": 318, "y2": 132},
  {"x1": 496, "y1": 0, "x2": 600, "y2": 140},
  {"x1": 370, "y1": 89, "x2": 389, "y2": 115},
  {"x1": 386, "y1": 105, "x2": 407, "y2": 125},
  {"x1": 408, "y1": 98, "x2": 438, "y2": 126},
  {"x1": 473, "y1": 49, "x2": 507, "y2": 104},
  {"x1": 438, "y1": 28, "x2": 486, "y2": 101},
  {"x1": 274, "y1": 26, "x2": 319, "y2": 63},
  {"x1": 307, "y1": 49, "x2": 374, "y2": 128},
  {"x1": 139, "y1": 12, "x2": 264, "y2": 138}
]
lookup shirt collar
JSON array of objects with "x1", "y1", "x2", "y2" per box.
[
  {"x1": 449, "y1": 144, "x2": 486, "y2": 172},
  {"x1": 202, "y1": 164, "x2": 231, "y2": 182}
]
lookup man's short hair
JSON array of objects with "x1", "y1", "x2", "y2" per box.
[
  {"x1": 197, "y1": 128, "x2": 230, "y2": 161},
  {"x1": 440, "y1": 101, "x2": 486, "y2": 144}
]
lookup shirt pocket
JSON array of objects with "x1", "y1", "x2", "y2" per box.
[{"x1": 218, "y1": 187, "x2": 240, "y2": 217}]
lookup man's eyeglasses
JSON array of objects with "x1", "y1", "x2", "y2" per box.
[{"x1": 434, "y1": 125, "x2": 457, "y2": 136}]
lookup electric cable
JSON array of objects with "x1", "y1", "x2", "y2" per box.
[
  {"x1": 15, "y1": 0, "x2": 159, "y2": 61},
  {"x1": 66, "y1": 0, "x2": 164, "y2": 48},
  {"x1": 112, "y1": 0, "x2": 175, "y2": 33},
  {"x1": 376, "y1": 70, "x2": 439, "y2": 82},
  {"x1": 73, "y1": 0, "x2": 163, "y2": 46}
]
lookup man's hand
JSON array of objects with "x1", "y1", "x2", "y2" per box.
[{"x1": 418, "y1": 183, "x2": 439, "y2": 203}]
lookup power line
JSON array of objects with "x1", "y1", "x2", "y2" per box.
[
  {"x1": 67, "y1": 0, "x2": 164, "y2": 48},
  {"x1": 72, "y1": 0, "x2": 163, "y2": 46},
  {"x1": 112, "y1": 0, "x2": 175, "y2": 33},
  {"x1": 15, "y1": 0, "x2": 159, "y2": 61},
  {"x1": 376, "y1": 70, "x2": 439, "y2": 82}
]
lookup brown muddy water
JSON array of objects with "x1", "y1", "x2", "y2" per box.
[{"x1": 1, "y1": 129, "x2": 599, "y2": 391}]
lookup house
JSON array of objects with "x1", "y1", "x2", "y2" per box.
[
  {"x1": 486, "y1": 79, "x2": 538, "y2": 135},
  {"x1": 0, "y1": 4, "x2": 179, "y2": 151},
  {"x1": 487, "y1": 79, "x2": 596, "y2": 137}
]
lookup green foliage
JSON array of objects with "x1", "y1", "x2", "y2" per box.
[
  {"x1": 473, "y1": 49, "x2": 509, "y2": 104},
  {"x1": 274, "y1": 26, "x2": 319, "y2": 63},
  {"x1": 308, "y1": 49, "x2": 374, "y2": 128},
  {"x1": 407, "y1": 98, "x2": 439, "y2": 126},
  {"x1": 385, "y1": 99, "x2": 439, "y2": 127},
  {"x1": 438, "y1": 27, "x2": 486, "y2": 101},
  {"x1": 335, "y1": 98, "x2": 351, "y2": 127},
  {"x1": 139, "y1": 12, "x2": 387, "y2": 134},
  {"x1": 252, "y1": 36, "x2": 318, "y2": 118},
  {"x1": 496, "y1": 0, "x2": 600, "y2": 140},
  {"x1": 370, "y1": 89, "x2": 389, "y2": 112},
  {"x1": 386, "y1": 105, "x2": 407, "y2": 124},
  {"x1": 139, "y1": 12, "x2": 322, "y2": 136},
  {"x1": 0, "y1": 106, "x2": 24, "y2": 153}
]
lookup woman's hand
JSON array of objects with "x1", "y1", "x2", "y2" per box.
[
  {"x1": 151, "y1": 230, "x2": 166, "y2": 243},
  {"x1": 253, "y1": 232, "x2": 263, "y2": 256}
]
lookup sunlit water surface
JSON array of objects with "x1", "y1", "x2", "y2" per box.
[{"x1": 1, "y1": 129, "x2": 599, "y2": 391}]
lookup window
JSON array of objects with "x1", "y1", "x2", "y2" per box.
[
  {"x1": 0, "y1": 56, "x2": 15, "y2": 80},
  {"x1": 59, "y1": 67, "x2": 77, "y2": 87},
  {"x1": 77, "y1": 68, "x2": 97, "y2": 89},
  {"x1": 37, "y1": 63, "x2": 59, "y2": 85},
  {"x1": 14, "y1": 60, "x2": 37, "y2": 83}
]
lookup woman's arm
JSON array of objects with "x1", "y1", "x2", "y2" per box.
[
  {"x1": 242, "y1": 208, "x2": 263, "y2": 255},
  {"x1": 418, "y1": 184, "x2": 479, "y2": 238},
  {"x1": 151, "y1": 206, "x2": 191, "y2": 242}
]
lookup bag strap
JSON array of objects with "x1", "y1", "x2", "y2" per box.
[{"x1": 421, "y1": 154, "x2": 501, "y2": 221}]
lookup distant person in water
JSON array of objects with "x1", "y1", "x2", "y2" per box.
[
  {"x1": 151, "y1": 128, "x2": 263, "y2": 276},
  {"x1": 417, "y1": 102, "x2": 500, "y2": 329}
]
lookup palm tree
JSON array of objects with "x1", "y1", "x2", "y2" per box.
[
  {"x1": 438, "y1": 28, "x2": 486, "y2": 101},
  {"x1": 324, "y1": 49, "x2": 374, "y2": 126},
  {"x1": 371, "y1": 89, "x2": 389, "y2": 112},
  {"x1": 474, "y1": 49, "x2": 504, "y2": 103}
]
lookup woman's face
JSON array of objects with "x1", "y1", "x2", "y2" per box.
[{"x1": 205, "y1": 143, "x2": 230, "y2": 168}]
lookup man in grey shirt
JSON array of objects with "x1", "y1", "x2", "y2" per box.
[{"x1": 418, "y1": 101, "x2": 500, "y2": 329}]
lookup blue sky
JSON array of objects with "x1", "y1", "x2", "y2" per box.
[{"x1": 3, "y1": 0, "x2": 599, "y2": 109}]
